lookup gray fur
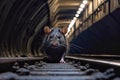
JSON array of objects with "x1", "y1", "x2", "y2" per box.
[{"x1": 41, "y1": 28, "x2": 68, "y2": 62}]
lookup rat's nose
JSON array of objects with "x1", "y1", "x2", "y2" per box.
[{"x1": 51, "y1": 42, "x2": 58, "y2": 47}]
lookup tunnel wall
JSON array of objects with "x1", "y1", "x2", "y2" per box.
[
  {"x1": 70, "y1": 8, "x2": 120, "y2": 54},
  {"x1": 0, "y1": 0, "x2": 50, "y2": 57}
]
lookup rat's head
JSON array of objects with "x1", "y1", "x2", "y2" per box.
[
  {"x1": 44, "y1": 26, "x2": 68, "y2": 48},
  {"x1": 43, "y1": 26, "x2": 68, "y2": 62}
]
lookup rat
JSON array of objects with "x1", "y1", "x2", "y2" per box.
[{"x1": 41, "y1": 26, "x2": 68, "y2": 63}]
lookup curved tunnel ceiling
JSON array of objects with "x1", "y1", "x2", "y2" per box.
[
  {"x1": 0, "y1": 0, "x2": 82, "y2": 57},
  {"x1": 48, "y1": 0, "x2": 82, "y2": 27},
  {"x1": 0, "y1": 0, "x2": 50, "y2": 57}
]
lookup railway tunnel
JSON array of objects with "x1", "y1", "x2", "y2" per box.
[{"x1": 0, "y1": 0, "x2": 120, "y2": 80}]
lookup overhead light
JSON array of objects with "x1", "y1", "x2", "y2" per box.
[
  {"x1": 77, "y1": 10, "x2": 81, "y2": 14},
  {"x1": 80, "y1": 4, "x2": 85, "y2": 8},
  {"x1": 67, "y1": 17, "x2": 77, "y2": 34},
  {"x1": 73, "y1": 17, "x2": 77, "y2": 21},
  {"x1": 83, "y1": 0, "x2": 88, "y2": 4},
  {"x1": 78, "y1": 8, "x2": 83, "y2": 12},
  {"x1": 69, "y1": 20, "x2": 75, "y2": 28},
  {"x1": 66, "y1": 0, "x2": 88, "y2": 36},
  {"x1": 75, "y1": 14, "x2": 79, "y2": 17},
  {"x1": 67, "y1": 20, "x2": 75, "y2": 34}
]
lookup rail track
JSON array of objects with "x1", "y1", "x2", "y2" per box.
[{"x1": 0, "y1": 56, "x2": 120, "y2": 80}]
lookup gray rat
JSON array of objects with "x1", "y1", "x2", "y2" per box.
[{"x1": 41, "y1": 26, "x2": 68, "y2": 63}]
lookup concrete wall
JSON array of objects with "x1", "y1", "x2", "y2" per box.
[{"x1": 70, "y1": 8, "x2": 120, "y2": 54}]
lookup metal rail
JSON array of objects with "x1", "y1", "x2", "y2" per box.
[{"x1": 0, "y1": 56, "x2": 119, "y2": 80}]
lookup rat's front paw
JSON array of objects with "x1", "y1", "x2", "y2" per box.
[{"x1": 60, "y1": 58, "x2": 65, "y2": 63}]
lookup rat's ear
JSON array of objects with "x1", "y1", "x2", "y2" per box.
[
  {"x1": 60, "y1": 26, "x2": 68, "y2": 34},
  {"x1": 44, "y1": 26, "x2": 51, "y2": 34}
]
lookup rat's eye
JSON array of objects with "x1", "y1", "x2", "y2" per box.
[
  {"x1": 57, "y1": 36, "x2": 61, "y2": 39},
  {"x1": 49, "y1": 35, "x2": 53, "y2": 39}
]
